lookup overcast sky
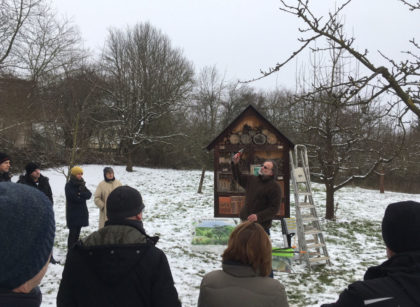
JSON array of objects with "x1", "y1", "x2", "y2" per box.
[{"x1": 53, "y1": 0, "x2": 419, "y2": 91}]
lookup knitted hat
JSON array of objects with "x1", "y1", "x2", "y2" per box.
[
  {"x1": 0, "y1": 152, "x2": 10, "y2": 164},
  {"x1": 107, "y1": 186, "x2": 145, "y2": 221},
  {"x1": 382, "y1": 201, "x2": 420, "y2": 253},
  {"x1": 25, "y1": 162, "x2": 40, "y2": 175},
  {"x1": 0, "y1": 182, "x2": 55, "y2": 289},
  {"x1": 103, "y1": 167, "x2": 114, "y2": 175},
  {"x1": 70, "y1": 166, "x2": 83, "y2": 176}
]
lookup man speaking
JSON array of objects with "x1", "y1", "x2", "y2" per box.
[{"x1": 232, "y1": 153, "x2": 282, "y2": 234}]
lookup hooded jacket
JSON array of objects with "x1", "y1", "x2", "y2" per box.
[
  {"x1": 94, "y1": 179, "x2": 122, "y2": 229},
  {"x1": 198, "y1": 261, "x2": 289, "y2": 307},
  {"x1": 321, "y1": 251, "x2": 420, "y2": 306},
  {"x1": 232, "y1": 163, "x2": 281, "y2": 231},
  {"x1": 57, "y1": 220, "x2": 181, "y2": 307}
]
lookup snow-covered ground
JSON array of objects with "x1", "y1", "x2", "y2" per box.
[{"x1": 16, "y1": 165, "x2": 420, "y2": 307}]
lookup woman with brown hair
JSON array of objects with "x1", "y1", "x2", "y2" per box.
[{"x1": 198, "y1": 221, "x2": 289, "y2": 307}]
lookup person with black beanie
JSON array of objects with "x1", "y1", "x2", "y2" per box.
[
  {"x1": 0, "y1": 152, "x2": 12, "y2": 182},
  {"x1": 18, "y1": 162, "x2": 53, "y2": 203},
  {"x1": 57, "y1": 185, "x2": 181, "y2": 307},
  {"x1": 322, "y1": 201, "x2": 420, "y2": 307},
  {"x1": 94, "y1": 167, "x2": 122, "y2": 229},
  {"x1": 17, "y1": 162, "x2": 60, "y2": 264}
]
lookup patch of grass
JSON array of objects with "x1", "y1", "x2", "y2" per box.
[
  {"x1": 325, "y1": 220, "x2": 382, "y2": 244},
  {"x1": 280, "y1": 219, "x2": 385, "y2": 306},
  {"x1": 312, "y1": 186, "x2": 325, "y2": 193}
]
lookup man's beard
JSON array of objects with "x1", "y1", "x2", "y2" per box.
[{"x1": 258, "y1": 169, "x2": 272, "y2": 181}]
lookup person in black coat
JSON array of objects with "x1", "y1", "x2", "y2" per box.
[
  {"x1": 17, "y1": 163, "x2": 53, "y2": 204},
  {"x1": 57, "y1": 186, "x2": 181, "y2": 307},
  {"x1": 18, "y1": 162, "x2": 60, "y2": 264},
  {"x1": 322, "y1": 201, "x2": 420, "y2": 307},
  {"x1": 65, "y1": 166, "x2": 92, "y2": 250},
  {"x1": 0, "y1": 152, "x2": 12, "y2": 182}
]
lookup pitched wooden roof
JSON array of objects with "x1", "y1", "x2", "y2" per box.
[{"x1": 206, "y1": 104, "x2": 294, "y2": 150}]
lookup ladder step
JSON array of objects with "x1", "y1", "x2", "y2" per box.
[
  {"x1": 304, "y1": 229, "x2": 322, "y2": 235},
  {"x1": 309, "y1": 256, "x2": 330, "y2": 264},
  {"x1": 302, "y1": 216, "x2": 319, "y2": 222},
  {"x1": 308, "y1": 252, "x2": 323, "y2": 257},
  {"x1": 307, "y1": 243, "x2": 325, "y2": 249},
  {"x1": 297, "y1": 202, "x2": 314, "y2": 209},
  {"x1": 297, "y1": 192, "x2": 312, "y2": 196}
]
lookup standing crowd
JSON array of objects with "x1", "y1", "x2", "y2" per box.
[{"x1": 1, "y1": 151, "x2": 420, "y2": 306}]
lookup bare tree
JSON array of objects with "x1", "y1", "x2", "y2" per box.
[
  {"x1": 380, "y1": 120, "x2": 420, "y2": 193},
  {"x1": 187, "y1": 67, "x2": 262, "y2": 141},
  {"x1": 263, "y1": 88, "x2": 298, "y2": 139},
  {"x1": 254, "y1": 0, "x2": 420, "y2": 119},
  {"x1": 102, "y1": 22, "x2": 194, "y2": 171},
  {"x1": 11, "y1": 4, "x2": 82, "y2": 82},
  {"x1": 294, "y1": 44, "x2": 403, "y2": 220},
  {"x1": 220, "y1": 84, "x2": 276, "y2": 130},
  {"x1": 184, "y1": 66, "x2": 240, "y2": 169},
  {"x1": 24, "y1": 60, "x2": 105, "y2": 172},
  {"x1": 0, "y1": 75, "x2": 35, "y2": 150},
  {"x1": 189, "y1": 66, "x2": 227, "y2": 136},
  {"x1": 0, "y1": 0, "x2": 43, "y2": 68},
  {"x1": 1, "y1": 0, "x2": 84, "y2": 160}
]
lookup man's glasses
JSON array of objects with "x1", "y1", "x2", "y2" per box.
[{"x1": 262, "y1": 165, "x2": 271, "y2": 170}]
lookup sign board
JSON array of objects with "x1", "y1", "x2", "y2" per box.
[{"x1": 191, "y1": 218, "x2": 236, "y2": 252}]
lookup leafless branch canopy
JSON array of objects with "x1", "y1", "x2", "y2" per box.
[
  {"x1": 399, "y1": 0, "x2": 420, "y2": 10},
  {"x1": 0, "y1": 0, "x2": 42, "y2": 67},
  {"x1": 254, "y1": 0, "x2": 420, "y2": 118}
]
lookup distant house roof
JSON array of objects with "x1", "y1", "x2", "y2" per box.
[{"x1": 206, "y1": 104, "x2": 294, "y2": 150}]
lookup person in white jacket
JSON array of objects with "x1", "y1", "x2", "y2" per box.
[{"x1": 94, "y1": 167, "x2": 122, "y2": 228}]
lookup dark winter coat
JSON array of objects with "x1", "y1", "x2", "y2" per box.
[
  {"x1": 198, "y1": 261, "x2": 289, "y2": 307},
  {"x1": 232, "y1": 163, "x2": 282, "y2": 231},
  {"x1": 0, "y1": 171, "x2": 11, "y2": 182},
  {"x1": 65, "y1": 177, "x2": 92, "y2": 229},
  {"x1": 17, "y1": 174, "x2": 53, "y2": 204},
  {"x1": 57, "y1": 220, "x2": 181, "y2": 307},
  {"x1": 321, "y1": 251, "x2": 420, "y2": 307},
  {"x1": 0, "y1": 286, "x2": 42, "y2": 307}
]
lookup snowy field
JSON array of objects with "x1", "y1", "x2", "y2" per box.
[{"x1": 15, "y1": 165, "x2": 420, "y2": 307}]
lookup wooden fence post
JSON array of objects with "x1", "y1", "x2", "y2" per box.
[{"x1": 197, "y1": 166, "x2": 206, "y2": 193}]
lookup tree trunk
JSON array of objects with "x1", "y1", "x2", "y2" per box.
[
  {"x1": 379, "y1": 173, "x2": 385, "y2": 193},
  {"x1": 126, "y1": 149, "x2": 133, "y2": 172},
  {"x1": 64, "y1": 130, "x2": 74, "y2": 149},
  {"x1": 325, "y1": 182, "x2": 335, "y2": 220},
  {"x1": 378, "y1": 167, "x2": 385, "y2": 193},
  {"x1": 197, "y1": 166, "x2": 206, "y2": 193},
  {"x1": 67, "y1": 112, "x2": 80, "y2": 182}
]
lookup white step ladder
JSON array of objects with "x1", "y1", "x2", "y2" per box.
[{"x1": 290, "y1": 145, "x2": 331, "y2": 268}]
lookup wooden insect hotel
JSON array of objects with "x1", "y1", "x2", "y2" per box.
[{"x1": 206, "y1": 105, "x2": 294, "y2": 219}]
